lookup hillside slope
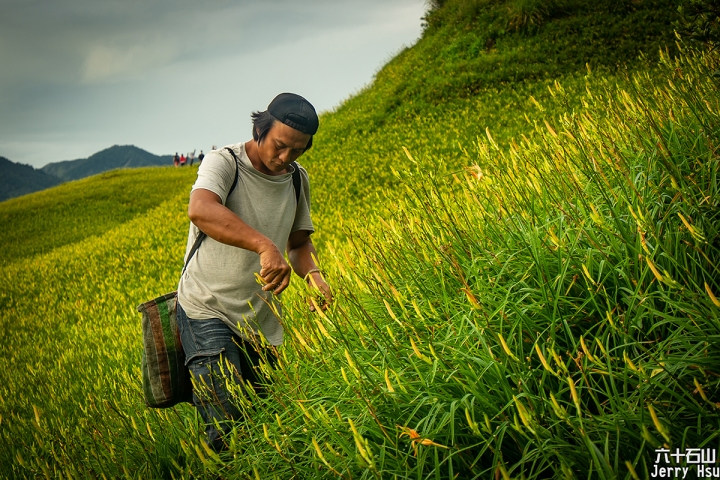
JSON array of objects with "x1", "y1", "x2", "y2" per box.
[
  {"x1": 3, "y1": 49, "x2": 717, "y2": 478},
  {"x1": 3, "y1": 0, "x2": 681, "y2": 253},
  {"x1": 0, "y1": 166, "x2": 196, "y2": 265},
  {"x1": 303, "y1": 0, "x2": 679, "y2": 226},
  {"x1": 3, "y1": 2, "x2": 714, "y2": 478}
]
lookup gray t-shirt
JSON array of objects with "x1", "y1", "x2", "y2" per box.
[{"x1": 177, "y1": 142, "x2": 314, "y2": 345}]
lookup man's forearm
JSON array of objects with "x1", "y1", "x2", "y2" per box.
[
  {"x1": 189, "y1": 191, "x2": 273, "y2": 254},
  {"x1": 287, "y1": 239, "x2": 320, "y2": 278}
]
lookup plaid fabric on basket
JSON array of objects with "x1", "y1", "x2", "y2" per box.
[{"x1": 137, "y1": 292, "x2": 192, "y2": 408}]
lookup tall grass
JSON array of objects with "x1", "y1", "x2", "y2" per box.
[
  {"x1": 0, "y1": 193, "x2": 197, "y2": 478},
  {"x1": 1, "y1": 46, "x2": 718, "y2": 480},
  {"x1": 237, "y1": 45, "x2": 719, "y2": 478}
]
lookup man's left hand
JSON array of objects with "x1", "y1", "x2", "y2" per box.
[{"x1": 306, "y1": 272, "x2": 332, "y2": 312}]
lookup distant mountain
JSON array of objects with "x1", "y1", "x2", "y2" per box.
[
  {"x1": 41, "y1": 145, "x2": 172, "y2": 182},
  {"x1": 0, "y1": 157, "x2": 62, "y2": 202}
]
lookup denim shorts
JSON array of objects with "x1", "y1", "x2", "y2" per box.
[{"x1": 176, "y1": 301, "x2": 276, "y2": 451}]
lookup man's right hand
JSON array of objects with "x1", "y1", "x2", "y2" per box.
[
  {"x1": 189, "y1": 189, "x2": 292, "y2": 295},
  {"x1": 258, "y1": 242, "x2": 292, "y2": 295}
]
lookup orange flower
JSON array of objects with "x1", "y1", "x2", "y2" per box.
[{"x1": 398, "y1": 426, "x2": 448, "y2": 456}]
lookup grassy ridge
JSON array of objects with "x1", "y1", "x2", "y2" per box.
[
  {"x1": 2, "y1": 48, "x2": 717, "y2": 477},
  {"x1": 303, "y1": 0, "x2": 679, "y2": 229},
  {"x1": 0, "y1": 167, "x2": 195, "y2": 265},
  {"x1": 240, "y1": 47, "x2": 720, "y2": 478},
  {"x1": 0, "y1": 0, "x2": 679, "y2": 259},
  {"x1": 0, "y1": 194, "x2": 195, "y2": 478},
  {"x1": 2, "y1": 1, "x2": 715, "y2": 478}
]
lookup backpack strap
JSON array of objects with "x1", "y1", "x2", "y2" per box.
[
  {"x1": 224, "y1": 147, "x2": 241, "y2": 197},
  {"x1": 290, "y1": 161, "x2": 301, "y2": 205},
  {"x1": 182, "y1": 147, "x2": 239, "y2": 273}
]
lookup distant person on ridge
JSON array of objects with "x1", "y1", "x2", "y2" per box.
[
  {"x1": 198, "y1": 150, "x2": 204, "y2": 164},
  {"x1": 176, "y1": 93, "x2": 332, "y2": 452},
  {"x1": 189, "y1": 150, "x2": 195, "y2": 166},
  {"x1": 180, "y1": 153, "x2": 186, "y2": 166},
  {"x1": 173, "y1": 152, "x2": 180, "y2": 167}
]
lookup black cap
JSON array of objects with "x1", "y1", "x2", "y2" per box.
[{"x1": 267, "y1": 93, "x2": 319, "y2": 135}]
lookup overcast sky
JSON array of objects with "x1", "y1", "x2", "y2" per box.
[{"x1": 0, "y1": 0, "x2": 426, "y2": 168}]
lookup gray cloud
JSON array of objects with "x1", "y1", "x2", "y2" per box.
[
  {"x1": 1, "y1": 1, "x2": 400, "y2": 86},
  {"x1": 0, "y1": 0, "x2": 425, "y2": 167}
]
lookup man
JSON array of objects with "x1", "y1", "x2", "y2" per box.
[{"x1": 176, "y1": 93, "x2": 331, "y2": 452}]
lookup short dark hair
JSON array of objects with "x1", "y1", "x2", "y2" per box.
[{"x1": 251, "y1": 110, "x2": 313, "y2": 152}]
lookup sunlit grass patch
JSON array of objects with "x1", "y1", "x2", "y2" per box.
[{"x1": 0, "y1": 166, "x2": 196, "y2": 265}]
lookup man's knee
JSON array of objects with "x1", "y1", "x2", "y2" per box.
[{"x1": 189, "y1": 354, "x2": 242, "y2": 413}]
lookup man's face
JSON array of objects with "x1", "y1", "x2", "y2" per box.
[{"x1": 256, "y1": 121, "x2": 312, "y2": 174}]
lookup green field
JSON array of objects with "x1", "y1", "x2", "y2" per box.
[
  {"x1": 2, "y1": 0, "x2": 719, "y2": 478},
  {"x1": 0, "y1": 167, "x2": 196, "y2": 265}
]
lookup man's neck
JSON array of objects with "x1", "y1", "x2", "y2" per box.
[{"x1": 244, "y1": 140, "x2": 288, "y2": 175}]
